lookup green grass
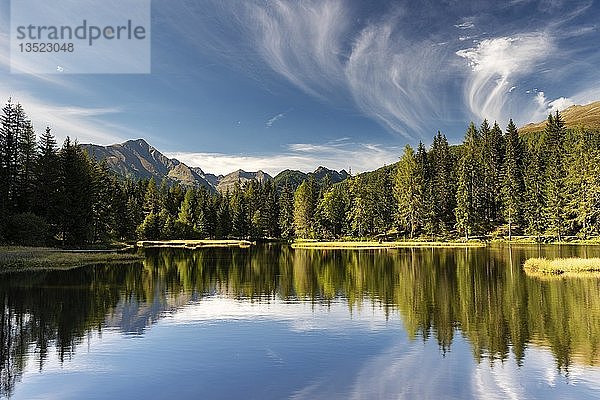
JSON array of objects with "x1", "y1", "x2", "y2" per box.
[
  {"x1": 0, "y1": 246, "x2": 143, "y2": 272},
  {"x1": 291, "y1": 240, "x2": 486, "y2": 249},
  {"x1": 523, "y1": 257, "x2": 600, "y2": 278},
  {"x1": 136, "y1": 240, "x2": 253, "y2": 249}
]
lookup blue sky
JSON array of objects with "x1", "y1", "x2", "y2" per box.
[{"x1": 1, "y1": 0, "x2": 600, "y2": 175}]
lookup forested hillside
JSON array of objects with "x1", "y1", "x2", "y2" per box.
[{"x1": 1, "y1": 98, "x2": 599, "y2": 246}]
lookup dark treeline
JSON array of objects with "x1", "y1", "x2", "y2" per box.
[{"x1": 1, "y1": 99, "x2": 600, "y2": 245}]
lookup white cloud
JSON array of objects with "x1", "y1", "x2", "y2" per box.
[
  {"x1": 548, "y1": 96, "x2": 575, "y2": 111},
  {"x1": 188, "y1": 0, "x2": 451, "y2": 138},
  {"x1": 247, "y1": 0, "x2": 349, "y2": 99},
  {"x1": 456, "y1": 32, "x2": 554, "y2": 124},
  {"x1": 166, "y1": 140, "x2": 399, "y2": 176},
  {"x1": 266, "y1": 112, "x2": 286, "y2": 128},
  {"x1": 455, "y1": 18, "x2": 476, "y2": 30},
  {"x1": 345, "y1": 22, "x2": 447, "y2": 137},
  {"x1": 0, "y1": 89, "x2": 128, "y2": 144}
]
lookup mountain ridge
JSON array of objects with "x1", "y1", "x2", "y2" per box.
[
  {"x1": 82, "y1": 139, "x2": 350, "y2": 191},
  {"x1": 519, "y1": 100, "x2": 600, "y2": 134}
]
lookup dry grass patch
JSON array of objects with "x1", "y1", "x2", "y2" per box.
[
  {"x1": 523, "y1": 257, "x2": 600, "y2": 278},
  {"x1": 291, "y1": 241, "x2": 486, "y2": 250},
  {"x1": 136, "y1": 240, "x2": 253, "y2": 249},
  {"x1": 0, "y1": 246, "x2": 142, "y2": 272}
]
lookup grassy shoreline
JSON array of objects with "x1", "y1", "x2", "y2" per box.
[
  {"x1": 523, "y1": 257, "x2": 600, "y2": 278},
  {"x1": 0, "y1": 246, "x2": 143, "y2": 272},
  {"x1": 291, "y1": 240, "x2": 486, "y2": 249}
]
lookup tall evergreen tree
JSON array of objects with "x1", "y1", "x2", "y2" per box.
[
  {"x1": 216, "y1": 192, "x2": 232, "y2": 238},
  {"x1": 34, "y1": 127, "x2": 61, "y2": 235},
  {"x1": 177, "y1": 188, "x2": 197, "y2": 237},
  {"x1": 278, "y1": 182, "x2": 295, "y2": 240},
  {"x1": 316, "y1": 184, "x2": 350, "y2": 238},
  {"x1": 231, "y1": 184, "x2": 249, "y2": 238},
  {"x1": 293, "y1": 177, "x2": 318, "y2": 238},
  {"x1": 429, "y1": 132, "x2": 455, "y2": 237},
  {"x1": 501, "y1": 119, "x2": 524, "y2": 240},
  {"x1": 394, "y1": 144, "x2": 424, "y2": 238},
  {"x1": 59, "y1": 138, "x2": 94, "y2": 245},
  {"x1": 543, "y1": 111, "x2": 568, "y2": 240},
  {"x1": 523, "y1": 144, "x2": 546, "y2": 238},
  {"x1": 455, "y1": 122, "x2": 484, "y2": 239},
  {"x1": 17, "y1": 119, "x2": 37, "y2": 213},
  {"x1": 565, "y1": 128, "x2": 600, "y2": 238},
  {"x1": 480, "y1": 121, "x2": 505, "y2": 230},
  {"x1": 0, "y1": 100, "x2": 28, "y2": 213}
]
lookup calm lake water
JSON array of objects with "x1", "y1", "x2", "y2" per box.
[{"x1": 1, "y1": 245, "x2": 600, "y2": 399}]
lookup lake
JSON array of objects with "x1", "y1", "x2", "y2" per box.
[{"x1": 1, "y1": 244, "x2": 599, "y2": 399}]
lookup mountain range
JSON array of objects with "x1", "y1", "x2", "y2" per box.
[{"x1": 82, "y1": 139, "x2": 349, "y2": 192}]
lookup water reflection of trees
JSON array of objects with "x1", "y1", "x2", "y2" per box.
[{"x1": 1, "y1": 245, "x2": 599, "y2": 396}]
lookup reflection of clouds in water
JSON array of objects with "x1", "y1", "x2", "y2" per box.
[
  {"x1": 473, "y1": 348, "x2": 600, "y2": 400},
  {"x1": 165, "y1": 296, "x2": 392, "y2": 333}
]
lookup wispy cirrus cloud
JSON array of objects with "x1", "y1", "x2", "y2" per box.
[
  {"x1": 456, "y1": 33, "x2": 554, "y2": 124},
  {"x1": 0, "y1": 89, "x2": 127, "y2": 144},
  {"x1": 345, "y1": 21, "x2": 448, "y2": 137},
  {"x1": 247, "y1": 0, "x2": 349, "y2": 100},
  {"x1": 266, "y1": 110, "x2": 291, "y2": 128}
]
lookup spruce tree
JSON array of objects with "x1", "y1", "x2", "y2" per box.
[
  {"x1": 293, "y1": 177, "x2": 318, "y2": 238},
  {"x1": 394, "y1": 144, "x2": 424, "y2": 238},
  {"x1": 480, "y1": 120, "x2": 505, "y2": 232},
  {"x1": 17, "y1": 119, "x2": 37, "y2": 213},
  {"x1": 523, "y1": 144, "x2": 545, "y2": 239},
  {"x1": 278, "y1": 182, "x2": 295, "y2": 240},
  {"x1": 455, "y1": 122, "x2": 484, "y2": 239},
  {"x1": 34, "y1": 127, "x2": 61, "y2": 236},
  {"x1": 565, "y1": 128, "x2": 600, "y2": 238},
  {"x1": 501, "y1": 119, "x2": 524, "y2": 240},
  {"x1": 216, "y1": 192, "x2": 232, "y2": 238},
  {"x1": 543, "y1": 111, "x2": 568, "y2": 240},
  {"x1": 430, "y1": 132, "x2": 455, "y2": 237},
  {"x1": 59, "y1": 138, "x2": 94, "y2": 245},
  {"x1": 177, "y1": 188, "x2": 197, "y2": 237}
]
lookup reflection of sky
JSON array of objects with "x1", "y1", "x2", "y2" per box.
[{"x1": 10, "y1": 297, "x2": 600, "y2": 400}]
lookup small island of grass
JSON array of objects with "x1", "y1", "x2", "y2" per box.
[
  {"x1": 523, "y1": 257, "x2": 600, "y2": 278},
  {"x1": 291, "y1": 240, "x2": 486, "y2": 250},
  {"x1": 0, "y1": 246, "x2": 143, "y2": 272}
]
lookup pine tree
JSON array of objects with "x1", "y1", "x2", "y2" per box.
[
  {"x1": 216, "y1": 192, "x2": 232, "y2": 238},
  {"x1": 260, "y1": 180, "x2": 280, "y2": 238},
  {"x1": 543, "y1": 111, "x2": 568, "y2": 240},
  {"x1": 90, "y1": 160, "x2": 115, "y2": 242},
  {"x1": 278, "y1": 182, "x2": 295, "y2": 240},
  {"x1": 0, "y1": 100, "x2": 28, "y2": 213},
  {"x1": 144, "y1": 177, "x2": 161, "y2": 216},
  {"x1": 455, "y1": 122, "x2": 484, "y2": 239},
  {"x1": 17, "y1": 119, "x2": 37, "y2": 213},
  {"x1": 293, "y1": 176, "x2": 318, "y2": 238},
  {"x1": 59, "y1": 138, "x2": 94, "y2": 245},
  {"x1": 480, "y1": 120, "x2": 505, "y2": 232},
  {"x1": 231, "y1": 184, "x2": 249, "y2": 238},
  {"x1": 316, "y1": 184, "x2": 350, "y2": 238},
  {"x1": 429, "y1": 132, "x2": 455, "y2": 237},
  {"x1": 177, "y1": 188, "x2": 197, "y2": 237},
  {"x1": 34, "y1": 127, "x2": 61, "y2": 236},
  {"x1": 565, "y1": 128, "x2": 600, "y2": 238},
  {"x1": 523, "y1": 144, "x2": 545, "y2": 238},
  {"x1": 501, "y1": 119, "x2": 524, "y2": 240},
  {"x1": 394, "y1": 144, "x2": 424, "y2": 238}
]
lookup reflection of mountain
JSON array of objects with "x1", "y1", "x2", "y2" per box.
[{"x1": 1, "y1": 245, "x2": 599, "y2": 396}]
